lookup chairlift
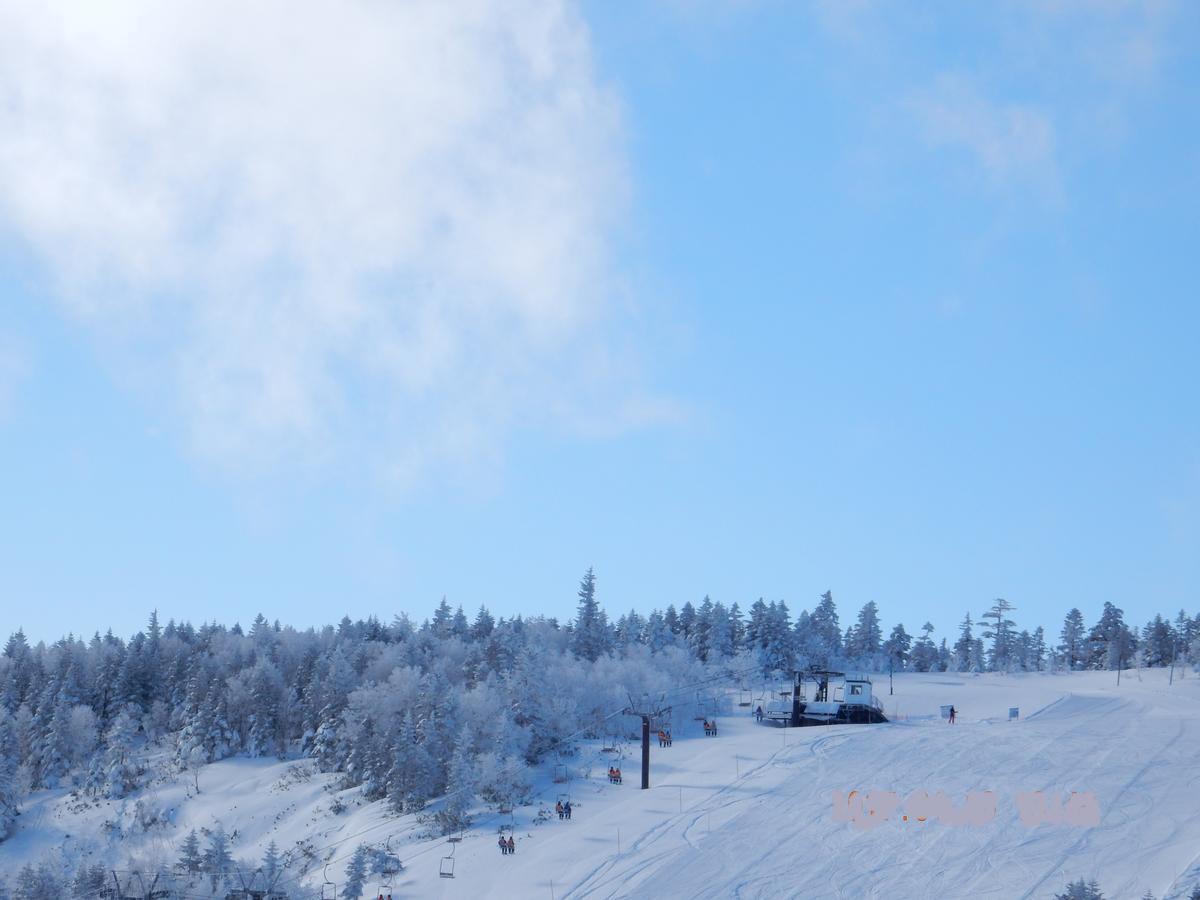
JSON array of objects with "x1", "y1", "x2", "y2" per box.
[
  {"x1": 499, "y1": 804, "x2": 515, "y2": 833},
  {"x1": 447, "y1": 827, "x2": 465, "y2": 843},
  {"x1": 439, "y1": 841, "x2": 457, "y2": 879},
  {"x1": 601, "y1": 727, "x2": 619, "y2": 753},
  {"x1": 321, "y1": 864, "x2": 337, "y2": 900},
  {"x1": 737, "y1": 685, "x2": 752, "y2": 707},
  {"x1": 376, "y1": 836, "x2": 402, "y2": 891},
  {"x1": 552, "y1": 763, "x2": 568, "y2": 783}
]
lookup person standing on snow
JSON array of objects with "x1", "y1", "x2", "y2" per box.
[
  {"x1": 948, "y1": 705, "x2": 956, "y2": 724},
  {"x1": 508, "y1": 836, "x2": 516, "y2": 854}
]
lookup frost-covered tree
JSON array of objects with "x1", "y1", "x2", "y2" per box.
[
  {"x1": 1087, "y1": 603, "x2": 1136, "y2": 671},
  {"x1": 805, "y1": 592, "x2": 841, "y2": 668},
  {"x1": 1031, "y1": 626, "x2": 1047, "y2": 672},
  {"x1": 343, "y1": 845, "x2": 369, "y2": 899},
  {"x1": 953, "y1": 613, "x2": 975, "y2": 672},
  {"x1": 1141, "y1": 615, "x2": 1173, "y2": 667},
  {"x1": 1060, "y1": 609, "x2": 1087, "y2": 671},
  {"x1": 571, "y1": 568, "x2": 610, "y2": 662},
  {"x1": 1054, "y1": 878, "x2": 1104, "y2": 899},
  {"x1": 981, "y1": 598, "x2": 1017, "y2": 671},
  {"x1": 102, "y1": 706, "x2": 139, "y2": 799},
  {"x1": 262, "y1": 840, "x2": 282, "y2": 885},
  {"x1": 178, "y1": 829, "x2": 203, "y2": 874},
  {"x1": 0, "y1": 711, "x2": 19, "y2": 841},
  {"x1": 883, "y1": 623, "x2": 912, "y2": 671},
  {"x1": 708, "y1": 602, "x2": 735, "y2": 661},
  {"x1": 847, "y1": 602, "x2": 883, "y2": 661},
  {"x1": 204, "y1": 826, "x2": 234, "y2": 890},
  {"x1": 13, "y1": 862, "x2": 63, "y2": 900},
  {"x1": 439, "y1": 727, "x2": 475, "y2": 834},
  {"x1": 246, "y1": 659, "x2": 285, "y2": 758},
  {"x1": 71, "y1": 864, "x2": 107, "y2": 897},
  {"x1": 910, "y1": 622, "x2": 937, "y2": 672}
]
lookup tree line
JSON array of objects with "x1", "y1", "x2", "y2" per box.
[{"x1": 0, "y1": 570, "x2": 1197, "y2": 893}]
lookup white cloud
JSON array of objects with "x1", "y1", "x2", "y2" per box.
[
  {"x1": 907, "y1": 74, "x2": 1058, "y2": 190},
  {"x1": 0, "y1": 1, "x2": 641, "y2": 474}
]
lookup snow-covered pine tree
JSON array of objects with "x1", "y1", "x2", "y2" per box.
[
  {"x1": 1031, "y1": 626, "x2": 1047, "y2": 671},
  {"x1": 981, "y1": 598, "x2": 1017, "y2": 672},
  {"x1": 1059, "y1": 609, "x2": 1087, "y2": 670},
  {"x1": 1088, "y1": 602, "x2": 1138, "y2": 671},
  {"x1": 262, "y1": 840, "x2": 282, "y2": 885},
  {"x1": 848, "y1": 602, "x2": 883, "y2": 662},
  {"x1": 708, "y1": 602, "x2": 735, "y2": 661},
  {"x1": 1054, "y1": 878, "x2": 1104, "y2": 899},
  {"x1": 644, "y1": 611, "x2": 673, "y2": 653},
  {"x1": 204, "y1": 826, "x2": 234, "y2": 891},
  {"x1": 387, "y1": 710, "x2": 433, "y2": 814},
  {"x1": 759, "y1": 602, "x2": 794, "y2": 673},
  {"x1": 808, "y1": 592, "x2": 841, "y2": 668},
  {"x1": 343, "y1": 845, "x2": 370, "y2": 899},
  {"x1": 178, "y1": 829, "x2": 203, "y2": 874},
  {"x1": 954, "y1": 613, "x2": 975, "y2": 672},
  {"x1": 690, "y1": 596, "x2": 715, "y2": 662},
  {"x1": 102, "y1": 706, "x2": 139, "y2": 799},
  {"x1": 14, "y1": 861, "x2": 64, "y2": 899},
  {"x1": 570, "y1": 567, "x2": 610, "y2": 662},
  {"x1": 677, "y1": 601, "x2": 697, "y2": 643},
  {"x1": 246, "y1": 659, "x2": 284, "y2": 758},
  {"x1": 883, "y1": 623, "x2": 912, "y2": 671},
  {"x1": 71, "y1": 864, "x2": 107, "y2": 896},
  {"x1": 911, "y1": 622, "x2": 937, "y2": 672},
  {"x1": 0, "y1": 710, "x2": 19, "y2": 842},
  {"x1": 439, "y1": 727, "x2": 475, "y2": 834}
]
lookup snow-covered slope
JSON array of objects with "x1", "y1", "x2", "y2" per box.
[{"x1": 5, "y1": 670, "x2": 1200, "y2": 899}]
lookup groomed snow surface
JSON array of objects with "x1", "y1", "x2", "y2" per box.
[{"x1": 5, "y1": 670, "x2": 1200, "y2": 899}]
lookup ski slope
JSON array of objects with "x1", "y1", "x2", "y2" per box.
[
  {"x1": 391, "y1": 670, "x2": 1200, "y2": 900},
  {"x1": 4, "y1": 670, "x2": 1200, "y2": 899}
]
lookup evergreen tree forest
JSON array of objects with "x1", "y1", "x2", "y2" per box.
[{"x1": 0, "y1": 572, "x2": 1197, "y2": 893}]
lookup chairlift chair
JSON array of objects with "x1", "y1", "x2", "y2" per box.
[
  {"x1": 376, "y1": 837, "x2": 402, "y2": 890},
  {"x1": 447, "y1": 827, "x2": 465, "y2": 843},
  {"x1": 552, "y1": 763, "x2": 568, "y2": 783},
  {"x1": 440, "y1": 841, "x2": 457, "y2": 879},
  {"x1": 321, "y1": 864, "x2": 337, "y2": 900}
]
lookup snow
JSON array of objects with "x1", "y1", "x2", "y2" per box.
[{"x1": 4, "y1": 669, "x2": 1200, "y2": 899}]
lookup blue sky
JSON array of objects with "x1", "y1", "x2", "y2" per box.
[{"x1": 1, "y1": 1, "x2": 1197, "y2": 643}]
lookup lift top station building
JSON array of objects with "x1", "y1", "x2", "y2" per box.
[{"x1": 763, "y1": 669, "x2": 888, "y2": 726}]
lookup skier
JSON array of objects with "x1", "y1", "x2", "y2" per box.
[
  {"x1": 565, "y1": 800, "x2": 573, "y2": 820},
  {"x1": 658, "y1": 729, "x2": 667, "y2": 748},
  {"x1": 556, "y1": 800, "x2": 564, "y2": 820},
  {"x1": 507, "y1": 836, "x2": 516, "y2": 854},
  {"x1": 755, "y1": 705, "x2": 763, "y2": 723},
  {"x1": 948, "y1": 705, "x2": 956, "y2": 725},
  {"x1": 499, "y1": 834, "x2": 508, "y2": 855}
]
